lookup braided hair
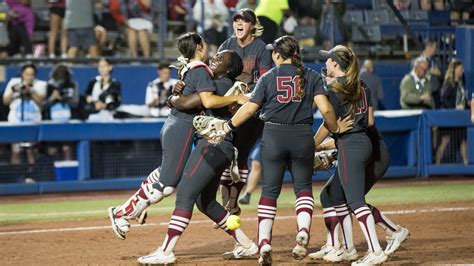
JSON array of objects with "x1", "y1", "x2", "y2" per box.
[{"x1": 272, "y1": 36, "x2": 305, "y2": 99}]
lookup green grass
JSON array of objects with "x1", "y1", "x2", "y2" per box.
[{"x1": 1, "y1": 182, "x2": 473, "y2": 225}]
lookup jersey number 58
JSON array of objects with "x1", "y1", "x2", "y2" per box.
[{"x1": 276, "y1": 76, "x2": 302, "y2": 103}]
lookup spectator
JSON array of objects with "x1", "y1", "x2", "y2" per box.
[
  {"x1": 393, "y1": 0, "x2": 411, "y2": 10},
  {"x1": 169, "y1": 0, "x2": 187, "y2": 34},
  {"x1": 420, "y1": 0, "x2": 445, "y2": 11},
  {"x1": 255, "y1": 0, "x2": 289, "y2": 44},
  {"x1": 0, "y1": 1, "x2": 9, "y2": 58},
  {"x1": 420, "y1": 38, "x2": 442, "y2": 108},
  {"x1": 47, "y1": 0, "x2": 67, "y2": 58},
  {"x1": 42, "y1": 64, "x2": 80, "y2": 161},
  {"x1": 3, "y1": 63, "x2": 46, "y2": 123},
  {"x1": 93, "y1": 1, "x2": 114, "y2": 55},
  {"x1": 193, "y1": 0, "x2": 229, "y2": 56},
  {"x1": 145, "y1": 63, "x2": 178, "y2": 118},
  {"x1": 400, "y1": 57, "x2": 434, "y2": 110},
  {"x1": 440, "y1": 59, "x2": 467, "y2": 110},
  {"x1": 450, "y1": 0, "x2": 472, "y2": 25},
  {"x1": 94, "y1": 24, "x2": 108, "y2": 55},
  {"x1": 5, "y1": 0, "x2": 34, "y2": 57},
  {"x1": 224, "y1": 0, "x2": 238, "y2": 8},
  {"x1": 320, "y1": 0, "x2": 348, "y2": 49},
  {"x1": 42, "y1": 64, "x2": 80, "y2": 121},
  {"x1": 436, "y1": 59, "x2": 468, "y2": 164},
  {"x1": 360, "y1": 59, "x2": 384, "y2": 110},
  {"x1": 120, "y1": 0, "x2": 159, "y2": 57},
  {"x1": 109, "y1": 0, "x2": 125, "y2": 27},
  {"x1": 2, "y1": 63, "x2": 46, "y2": 165},
  {"x1": 64, "y1": 0, "x2": 98, "y2": 58},
  {"x1": 289, "y1": 0, "x2": 322, "y2": 25},
  {"x1": 85, "y1": 58, "x2": 121, "y2": 120},
  {"x1": 236, "y1": 0, "x2": 259, "y2": 11}
]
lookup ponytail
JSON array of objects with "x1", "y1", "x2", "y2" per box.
[
  {"x1": 253, "y1": 17, "x2": 264, "y2": 37},
  {"x1": 272, "y1": 35, "x2": 306, "y2": 100},
  {"x1": 330, "y1": 46, "x2": 361, "y2": 115},
  {"x1": 292, "y1": 53, "x2": 305, "y2": 100}
]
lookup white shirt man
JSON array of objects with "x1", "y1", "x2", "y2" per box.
[{"x1": 3, "y1": 77, "x2": 47, "y2": 123}]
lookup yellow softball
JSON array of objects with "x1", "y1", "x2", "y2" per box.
[{"x1": 226, "y1": 215, "x2": 241, "y2": 230}]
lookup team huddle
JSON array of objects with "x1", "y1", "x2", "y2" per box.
[{"x1": 107, "y1": 9, "x2": 409, "y2": 266}]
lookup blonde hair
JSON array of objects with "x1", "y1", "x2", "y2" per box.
[
  {"x1": 253, "y1": 17, "x2": 263, "y2": 37},
  {"x1": 444, "y1": 58, "x2": 463, "y2": 87},
  {"x1": 330, "y1": 45, "x2": 361, "y2": 114},
  {"x1": 235, "y1": 8, "x2": 263, "y2": 37}
]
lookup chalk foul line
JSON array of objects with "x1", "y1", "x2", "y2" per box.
[{"x1": 0, "y1": 206, "x2": 472, "y2": 236}]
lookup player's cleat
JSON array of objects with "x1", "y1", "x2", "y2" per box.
[
  {"x1": 323, "y1": 247, "x2": 358, "y2": 262},
  {"x1": 238, "y1": 193, "x2": 251, "y2": 205},
  {"x1": 136, "y1": 209, "x2": 148, "y2": 225},
  {"x1": 222, "y1": 241, "x2": 258, "y2": 259},
  {"x1": 385, "y1": 226, "x2": 410, "y2": 255},
  {"x1": 108, "y1": 207, "x2": 128, "y2": 240},
  {"x1": 292, "y1": 230, "x2": 309, "y2": 260},
  {"x1": 351, "y1": 250, "x2": 387, "y2": 265},
  {"x1": 308, "y1": 244, "x2": 339, "y2": 260},
  {"x1": 137, "y1": 248, "x2": 176, "y2": 265},
  {"x1": 258, "y1": 244, "x2": 272, "y2": 266}
]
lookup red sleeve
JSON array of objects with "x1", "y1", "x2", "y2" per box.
[
  {"x1": 259, "y1": 69, "x2": 269, "y2": 77},
  {"x1": 224, "y1": 0, "x2": 238, "y2": 8},
  {"x1": 109, "y1": 0, "x2": 126, "y2": 26}
]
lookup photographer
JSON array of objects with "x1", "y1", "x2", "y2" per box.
[
  {"x1": 41, "y1": 64, "x2": 80, "y2": 161},
  {"x1": 85, "y1": 58, "x2": 121, "y2": 120},
  {"x1": 3, "y1": 63, "x2": 46, "y2": 122},
  {"x1": 2, "y1": 63, "x2": 46, "y2": 165},
  {"x1": 145, "y1": 63, "x2": 177, "y2": 117},
  {"x1": 42, "y1": 64, "x2": 80, "y2": 122}
]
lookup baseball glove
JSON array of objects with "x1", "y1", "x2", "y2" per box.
[
  {"x1": 314, "y1": 150, "x2": 338, "y2": 171},
  {"x1": 224, "y1": 81, "x2": 252, "y2": 96},
  {"x1": 193, "y1": 115, "x2": 228, "y2": 145},
  {"x1": 225, "y1": 81, "x2": 252, "y2": 114}
]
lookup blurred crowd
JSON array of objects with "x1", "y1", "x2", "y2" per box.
[
  {"x1": 398, "y1": 38, "x2": 472, "y2": 165},
  {"x1": 0, "y1": 0, "x2": 473, "y2": 59}
]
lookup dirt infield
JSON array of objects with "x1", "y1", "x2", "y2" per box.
[{"x1": 1, "y1": 199, "x2": 474, "y2": 265}]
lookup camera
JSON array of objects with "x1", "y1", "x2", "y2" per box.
[
  {"x1": 15, "y1": 82, "x2": 33, "y2": 99},
  {"x1": 59, "y1": 86, "x2": 74, "y2": 100},
  {"x1": 98, "y1": 90, "x2": 118, "y2": 110}
]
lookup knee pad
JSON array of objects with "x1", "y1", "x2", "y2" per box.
[
  {"x1": 148, "y1": 182, "x2": 174, "y2": 204},
  {"x1": 162, "y1": 186, "x2": 174, "y2": 196}
]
